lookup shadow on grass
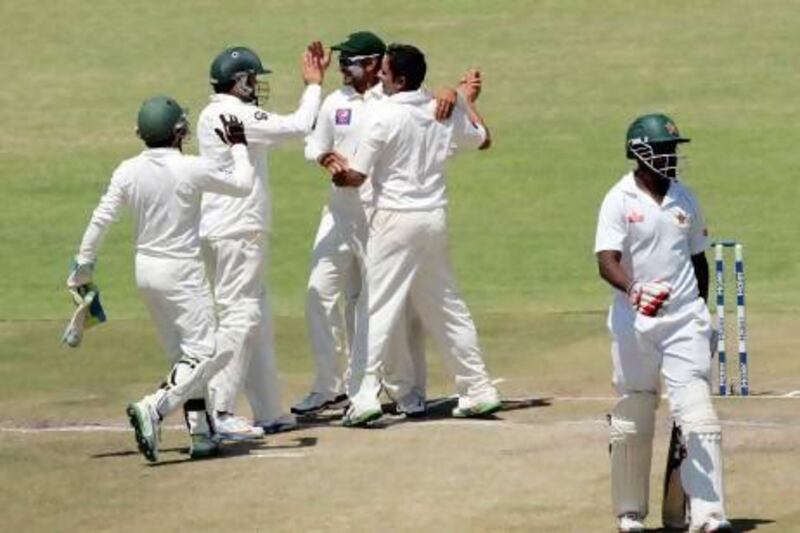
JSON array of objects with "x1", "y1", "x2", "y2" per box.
[
  {"x1": 311, "y1": 394, "x2": 552, "y2": 430},
  {"x1": 639, "y1": 517, "x2": 774, "y2": 532},
  {"x1": 90, "y1": 436, "x2": 318, "y2": 465}
]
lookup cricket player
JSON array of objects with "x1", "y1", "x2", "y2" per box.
[
  {"x1": 328, "y1": 44, "x2": 501, "y2": 427},
  {"x1": 68, "y1": 95, "x2": 256, "y2": 462},
  {"x1": 594, "y1": 114, "x2": 732, "y2": 532},
  {"x1": 296, "y1": 31, "x2": 428, "y2": 417},
  {"x1": 198, "y1": 44, "x2": 328, "y2": 438}
]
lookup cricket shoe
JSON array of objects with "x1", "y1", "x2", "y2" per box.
[
  {"x1": 618, "y1": 512, "x2": 646, "y2": 532},
  {"x1": 256, "y1": 413, "x2": 299, "y2": 434},
  {"x1": 126, "y1": 400, "x2": 160, "y2": 463},
  {"x1": 189, "y1": 433, "x2": 219, "y2": 459},
  {"x1": 341, "y1": 404, "x2": 383, "y2": 427},
  {"x1": 214, "y1": 414, "x2": 265, "y2": 442},
  {"x1": 291, "y1": 392, "x2": 349, "y2": 416},
  {"x1": 395, "y1": 390, "x2": 427, "y2": 418},
  {"x1": 452, "y1": 392, "x2": 502, "y2": 418}
]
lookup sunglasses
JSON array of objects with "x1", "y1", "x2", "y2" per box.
[{"x1": 339, "y1": 54, "x2": 381, "y2": 67}]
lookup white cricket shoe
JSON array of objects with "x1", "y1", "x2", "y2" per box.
[
  {"x1": 452, "y1": 390, "x2": 502, "y2": 418},
  {"x1": 126, "y1": 399, "x2": 160, "y2": 463},
  {"x1": 341, "y1": 403, "x2": 383, "y2": 427},
  {"x1": 618, "y1": 512, "x2": 646, "y2": 532},
  {"x1": 214, "y1": 414, "x2": 265, "y2": 442},
  {"x1": 256, "y1": 413, "x2": 299, "y2": 434},
  {"x1": 291, "y1": 392, "x2": 349, "y2": 416}
]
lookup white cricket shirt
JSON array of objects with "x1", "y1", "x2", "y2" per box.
[
  {"x1": 197, "y1": 85, "x2": 321, "y2": 239},
  {"x1": 594, "y1": 172, "x2": 709, "y2": 312},
  {"x1": 77, "y1": 145, "x2": 254, "y2": 263},
  {"x1": 350, "y1": 90, "x2": 487, "y2": 211},
  {"x1": 304, "y1": 83, "x2": 385, "y2": 208}
]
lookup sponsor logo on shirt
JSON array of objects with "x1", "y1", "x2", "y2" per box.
[
  {"x1": 626, "y1": 211, "x2": 645, "y2": 223},
  {"x1": 335, "y1": 108, "x2": 352, "y2": 125}
]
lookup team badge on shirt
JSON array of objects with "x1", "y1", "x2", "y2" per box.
[
  {"x1": 335, "y1": 108, "x2": 352, "y2": 125},
  {"x1": 674, "y1": 209, "x2": 690, "y2": 227},
  {"x1": 626, "y1": 210, "x2": 645, "y2": 223}
]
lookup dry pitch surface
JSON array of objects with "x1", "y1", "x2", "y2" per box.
[{"x1": 2, "y1": 313, "x2": 797, "y2": 532}]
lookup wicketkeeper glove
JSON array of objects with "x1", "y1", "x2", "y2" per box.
[
  {"x1": 627, "y1": 280, "x2": 672, "y2": 317},
  {"x1": 62, "y1": 283, "x2": 107, "y2": 347},
  {"x1": 66, "y1": 259, "x2": 95, "y2": 289},
  {"x1": 214, "y1": 114, "x2": 247, "y2": 145}
]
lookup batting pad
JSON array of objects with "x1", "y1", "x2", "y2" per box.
[{"x1": 62, "y1": 284, "x2": 107, "y2": 347}]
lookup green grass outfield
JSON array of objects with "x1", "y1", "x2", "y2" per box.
[{"x1": 1, "y1": 1, "x2": 799, "y2": 531}]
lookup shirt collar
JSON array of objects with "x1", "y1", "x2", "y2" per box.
[
  {"x1": 143, "y1": 147, "x2": 181, "y2": 156},
  {"x1": 621, "y1": 171, "x2": 682, "y2": 206},
  {"x1": 387, "y1": 88, "x2": 430, "y2": 105},
  {"x1": 209, "y1": 93, "x2": 250, "y2": 105},
  {"x1": 340, "y1": 82, "x2": 384, "y2": 101}
]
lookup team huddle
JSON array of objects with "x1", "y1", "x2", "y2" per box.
[{"x1": 68, "y1": 30, "x2": 732, "y2": 533}]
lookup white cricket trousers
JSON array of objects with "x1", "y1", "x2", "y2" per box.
[
  {"x1": 135, "y1": 255, "x2": 248, "y2": 417},
  {"x1": 608, "y1": 298, "x2": 726, "y2": 528},
  {"x1": 306, "y1": 204, "x2": 425, "y2": 400},
  {"x1": 348, "y1": 208, "x2": 497, "y2": 411},
  {"x1": 202, "y1": 232, "x2": 285, "y2": 422}
]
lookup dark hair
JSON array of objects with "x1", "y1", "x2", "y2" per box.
[{"x1": 386, "y1": 44, "x2": 426, "y2": 91}]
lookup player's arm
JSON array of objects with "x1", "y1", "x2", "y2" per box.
[
  {"x1": 594, "y1": 192, "x2": 669, "y2": 316},
  {"x1": 449, "y1": 93, "x2": 490, "y2": 154},
  {"x1": 688, "y1": 191, "x2": 710, "y2": 302},
  {"x1": 596, "y1": 250, "x2": 632, "y2": 293},
  {"x1": 246, "y1": 47, "x2": 327, "y2": 146},
  {"x1": 692, "y1": 253, "x2": 709, "y2": 302},
  {"x1": 303, "y1": 94, "x2": 348, "y2": 174},
  {"x1": 433, "y1": 68, "x2": 483, "y2": 121},
  {"x1": 330, "y1": 112, "x2": 388, "y2": 188},
  {"x1": 69, "y1": 169, "x2": 129, "y2": 286},
  {"x1": 195, "y1": 115, "x2": 255, "y2": 197}
]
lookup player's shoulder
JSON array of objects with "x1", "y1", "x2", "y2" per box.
[
  {"x1": 323, "y1": 87, "x2": 352, "y2": 106},
  {"x1": 606, "y1": 172, "x2": 635, "y2": 198},
  {"x1": 671, "y1": 179, "x2": 702, "y2": 208}
]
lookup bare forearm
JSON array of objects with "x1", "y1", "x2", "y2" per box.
[
  {"x1": 596, "y1": 250, "x2": 632, "y2": 293},
  {"x1": 692, "y1": 252, "x2": 709, "y2": 302}
]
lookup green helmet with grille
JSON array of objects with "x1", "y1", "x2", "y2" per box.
[
  {"x1": 136, "y1": 95, "x2": 188, "y2": 147},
  {"x1": 625, "y1": 113, "x2": 690, "y2": 179},
  {"x1": 209, "y1": 46, "x2": 271, "y2": 102}
]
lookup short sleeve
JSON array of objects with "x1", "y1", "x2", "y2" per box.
[{"x1": 594, "y1": 190, "x2": 627, "y2": 253}]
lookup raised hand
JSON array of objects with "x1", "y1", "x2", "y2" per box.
[
  {"x1": 214, "y1": 114, "x2": 247, "y2": 145},
  {"x1": 307, "y1": 41, "x2": 332, "y2": 72},
  {"x1": 434, "y1": 86, "x2": 458, "y2": 120},
  {"x1": 458, "y1": 68, "x2": 482, "y2": 103},
  {"x1": 302, "y1": 41, "x2": 328, "y2": 85}
]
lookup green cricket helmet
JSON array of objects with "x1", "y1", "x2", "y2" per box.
[
  {"x1": 625, "y1": 113, "x2": 690, "y2": 180},
  {"x1": 136, "y1": 95, "x2": 189, "y2": 147},
  {"x1": 209, "y1": 46, "x2": 272, "y2": 103}
]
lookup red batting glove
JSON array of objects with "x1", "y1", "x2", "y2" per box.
[{"x1": 628, "y1": 280, "x2": 671, "y2": 317}]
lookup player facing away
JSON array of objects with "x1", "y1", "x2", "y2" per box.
[
  {"x1": 68, "y1": 96, "x2": 256, "y2": 462},
  {"x1": 296, "y1": 31, "x2": 429, "y2": 417},
  {"x1": 328, "y1": 44, "x2": 501, "y2": 427},
  {"x1": 594, "y1": 114, "x2": 732, "y2": 532},
  {"x1": 197, "y1": 44, "x2": 328, "y2": 439}
]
